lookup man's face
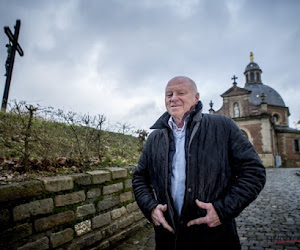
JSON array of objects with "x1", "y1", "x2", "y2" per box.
[{"x1": 165, "y1": 77, "x2": 199, "y2": 120}]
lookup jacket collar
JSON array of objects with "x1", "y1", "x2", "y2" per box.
[{"x1": 150, "y1": 101, "x2": 203, "y2": 129}]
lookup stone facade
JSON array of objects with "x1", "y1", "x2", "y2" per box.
[
  {"x1": 0, "y1": 167, "x2": 147, "y2": 249},
  {"x1": 212, "y1": 54, "x2": 300, "y2": 167}
]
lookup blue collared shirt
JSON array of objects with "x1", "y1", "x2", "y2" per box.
[{"x1": 168, "y1": 116, "x2": 189, "y2": 215}]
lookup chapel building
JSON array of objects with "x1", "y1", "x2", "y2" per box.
[{"x1": 210, "y1": 53, "x2": 300, "y2": 167}]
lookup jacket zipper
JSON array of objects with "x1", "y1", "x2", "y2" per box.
[
  {"x1": 180, "y1": 121, "x2": 200, "y2": 218},
  {"x1": 172, "y1": 122, "x2": 200, "y2": 249},
  {"x1": 163, "y1": 128, "x2": 176, "y2": 232}
]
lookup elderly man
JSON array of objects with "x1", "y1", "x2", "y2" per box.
[{"x1": 133, "y1": 76, "x2": 266, "y2": 250}]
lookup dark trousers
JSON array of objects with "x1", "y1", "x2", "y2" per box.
[{"x1": 154, "y1": 223, "x2": 241, "y2": 250}]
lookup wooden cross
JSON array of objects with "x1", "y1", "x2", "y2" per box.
[{"x1": 1, "y1": 19, "x2": 24, "y2": 112}]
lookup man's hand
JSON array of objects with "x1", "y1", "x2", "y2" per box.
[
  {"x1": 187, "y1": 200, "x2": 221, "y2": 227},
  {"x1": 151, "y1": 204, "x2": 174, "y2": 233}
]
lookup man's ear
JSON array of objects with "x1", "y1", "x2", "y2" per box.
[{"x1": 195, "y1": 92, "x2": 200, "y2": 102}]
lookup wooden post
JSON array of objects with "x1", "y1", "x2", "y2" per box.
[{"x1": 1, "y1": 19, "x2": 24, "y2": 112}]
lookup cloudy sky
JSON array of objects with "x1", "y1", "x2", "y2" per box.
[{"x1": 0, "y1": 0, "x2": 299, "y2": 131}]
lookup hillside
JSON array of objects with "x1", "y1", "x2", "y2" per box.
[{"x1": 0, "y1": 101, "x2": 146, "y2": 184}]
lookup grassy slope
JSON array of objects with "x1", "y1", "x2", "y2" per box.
[{"x1": 0, "y1": 111, "x2": 141, "y2": 172}]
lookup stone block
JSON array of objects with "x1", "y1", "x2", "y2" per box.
[
  {"x1": 126, "y1": 202, "x2": 139, "y2": 213},
  {"x1": 68, "y1": 231, "x2": 102, "y2": 250},
  {"x1": 124, "y1": 165, "x2": 136, "y2": 176},
  {"x1": 34, "y1": 210, "x2": 74, "y2": 232},
  {"x1": 126, "y1": 218, "x2": 147, "y2": 235},
  {"x1": 74, "y1": 219, "x2": 92, "y2": 236},
  {"x1": 125, "y1": 179, "x2": 132, "y2": 189},
  {"x1": 109, "y1": 230, "x2": 127, "y2": 245},
  {"x1": 39, "y1": 176, "x2": 73, "y2": 192},
  {"x1": 50, "y1": 228, "x2": 73, "y2": 248},
  {"x1": 92, "y1": 212, "x2": 111, "y2": 229},
  {"x1": 111, "y1": 206, "x2": 127, "y2": 220},
  {"x1": 133, "y1": 210, "x2": 144, "y2": 221},
  {"x1": 119, "y1": 214, "x2": 135, "y2": 229},
  {"x1": 125, "y1": 221, "x2": 139, "y2": 235},
  {"x1": 76, "y1": 204, "x2": 96, "y2": 218},
  {"x1": 106, "y1": 167, "x2": 127, "y2": 179},
  {"x1": 87, "y1": 188, "x2": 101, "y2": 199},
  {"x1": 98, "y1": 196, "x2": 119, "y2": 212},
  {"x1": 138, "y1": 218, "x2": 148, "y2": 227},
  {"x1": 86, "y1": 170, "x2": 110, "y2": 184},
  {"x1": 120, "y1": 191, "x2": 132, "y2": 203},
  {"x1": 93, "y1": 240, "x2": 110, "y2": 250},
  {"x1": 101, "y1": 222, "x2": 118, "y2": 238},
  {"x1": 1, "y1": 223, "x2": 32, "y2": 243},
  {"x1": 17, "y1": 236, "x2": 49, "y2": 250},
  {"x1": 0, "y1": 208, "x2": 10, "y2": 225},
  {"x1": 0, "y1": 181, "x2": 44, "y2": 202},
  {"x1": 103, "y1": 183, "x2": 123, "y2": 195},
  {"x1": 55, "y1": 190, "x2": 85, "y2": 207},
  {"x1": 70, "y1": 173, "x2": 92, "y2": 185},
  {"x1": 13, "y1": 198, "x2": 54, "y2": 221}
]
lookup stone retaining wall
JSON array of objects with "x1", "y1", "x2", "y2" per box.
[{"x1": 0, "y1": 166, "x2": 147, "y2": 250}]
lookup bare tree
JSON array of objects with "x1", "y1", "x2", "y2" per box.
[
  {"x1": 5, "y1": 101, "x2": 39, "y2": 171},
  {"x1": 23, "y1": 105, "x2": 38, "y2": 171},
  {"x1": 116, "y1": 122, "x2": 135, "y2": 135},
  {"x1": 56, "y1": 109, "x2": 85, "y2": 165},
  {"x1": 115, "y1": 122, "x2": 135, "y2": 157},
  {"x1": 80, "y1": 113, "x2": 96, "y2": 161},
  {"x1": 94, "y1": 114, "x2": 107, "y2": 161}
]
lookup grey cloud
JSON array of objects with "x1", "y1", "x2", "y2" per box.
[{"x1": 0, "y1": 0, "x2": 299, "y2": 129}]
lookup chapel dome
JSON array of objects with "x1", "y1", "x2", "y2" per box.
[
  {"x1": 244, "y1": 62, "x2": 262, "y2": 73},
  {"x1": 244, "y1": 84, "x2": 286, "y2": 107},
  {"x1": 243, "y1": 52, "x2": 286, "y2": 107}
]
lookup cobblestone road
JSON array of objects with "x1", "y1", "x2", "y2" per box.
[{"x1": 116, "y1": 168, "x2": 300, "y2": 250}]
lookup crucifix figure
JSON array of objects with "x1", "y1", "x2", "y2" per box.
[
  {"x1": 5, "y1": 43, "x2": 12, "y2": 76},
  {"x1": 231, "y1": 75, "x2": 238, "y2": 85},
  {"x1": 1, "y1": 19, "x2": 24, "y2": 112}
]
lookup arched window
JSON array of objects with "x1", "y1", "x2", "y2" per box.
[
  {"x1": 256, "y1": 72, "x2": 260, "y2": 82},
  {"x1": 250, "y1": 72, "x2": 254, "y2": 82},
  {"x1": 246, "y1": 74, "x2": 249, "y2": 83},
  {"x1": 233, "y1": 103, "x2": 240, "y2": 118},
  {"x1": 272, "y1": 114, "x2": 280, "y2": 124}
]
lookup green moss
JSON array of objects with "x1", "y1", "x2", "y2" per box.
[{"x1": 121, "y1": 199, "x2": 135, "y2": 207}]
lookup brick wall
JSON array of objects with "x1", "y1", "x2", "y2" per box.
[
  {"x1": 242, "y1": 123, "x2": 263, "y2": 154},
  {"x1": 0, "y1": 167, "x2": 147, "y2": 250},
  {"x1": 277, "y1": 133, "x2": 300, "y2": 167},
  {"x1": 267, "y1": 106, "x2": 289, "y2": 126}
]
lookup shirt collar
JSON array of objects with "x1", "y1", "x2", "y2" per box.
[{"x1": 168, "y1": 115, "x2": 190, "y2": 134}]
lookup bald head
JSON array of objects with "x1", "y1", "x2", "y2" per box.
[{"x1": 166, "y1": 76, "x2": 198, "y2": 94}]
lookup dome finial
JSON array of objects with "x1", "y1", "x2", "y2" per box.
[{"x1": 250, "y1": 52, "x2": 254, "y2": 62}]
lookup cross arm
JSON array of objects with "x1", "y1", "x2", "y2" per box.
[{"x1": 4, "y1": 26, "x2": 24, "y2": 56}]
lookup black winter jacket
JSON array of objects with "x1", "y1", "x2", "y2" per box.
[{"x1": 133, "y1": 102, "x2": 266, "y2": 250}]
